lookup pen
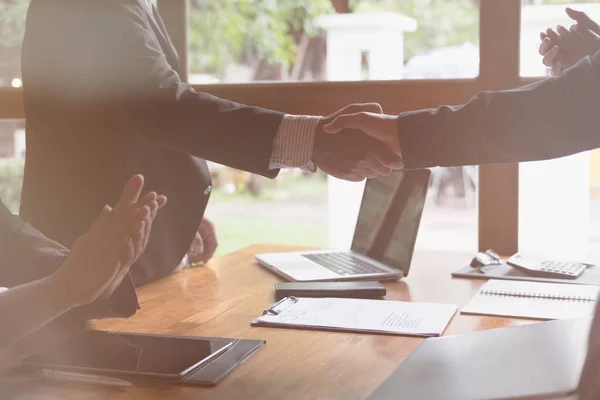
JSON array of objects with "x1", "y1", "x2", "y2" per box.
[{"x1": 38, "y1": 369, "x2": 134, "y2": 388}]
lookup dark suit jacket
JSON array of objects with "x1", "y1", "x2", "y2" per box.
[
  {"x1": 394, "y1": 51, "x2": 600, "y2": 399},
  {"x1": 0, "y1": 201, "x2": 138, "y2": 319},
  {"x1": 396, "y1": 51, "x2": 600, "y2": 169},
  {"x1": 20, "y1": 0, "x2": 285, "y2": 285}
]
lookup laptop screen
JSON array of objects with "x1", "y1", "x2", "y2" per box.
[{"x1": 351, "y1": 169, "x2": 431, "y2": 277}]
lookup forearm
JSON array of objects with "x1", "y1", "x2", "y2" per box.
[
  {"x1": 26, "y1": 0, "x2": 287, "y2": 178},
  {"x1": 0, "y1": 277, "x2": 73, "y2": 350},
  {"x1": 397, "y1": 53, "x2": 600, "y2": 169},
  {"x1": 121, "y1": 85, "x2": 285, "y2": 176},
  {"x1": 0, "y1": 207, "x2": 139, "y2": 320},
  {"x1": 98, "y1": 1, "x2": 285, "y2": 176}
]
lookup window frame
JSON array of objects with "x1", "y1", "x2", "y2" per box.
[{"x1": 0, "y1": 0, "x2": 530, "y2": 255}]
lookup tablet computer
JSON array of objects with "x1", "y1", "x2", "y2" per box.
[{"x1": 22, "y1": 330, "x2": 234, "y2": 379}]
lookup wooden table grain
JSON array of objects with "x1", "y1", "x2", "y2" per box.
[{"x1": 0, "y1": 244, "x2": 532, "y2": 400}]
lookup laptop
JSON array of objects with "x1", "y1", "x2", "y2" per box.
[
  {"x1": 368, "y1": 318, "x2": 590, "y2": 400},
  {"x1": 255, "y1": 169, "x2": 431, "y2": 282}
]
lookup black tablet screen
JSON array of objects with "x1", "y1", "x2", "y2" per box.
[{"x1": 23, "y1": 330, "x2": 232, "y2": 377}]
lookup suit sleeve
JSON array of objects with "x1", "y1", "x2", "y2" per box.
[
  {"x1": 396, "y1": 52, "x2": 600, "y2": 169},
  {"x1": 0, "y1": 203, "x2": 139, "y2": 319},
  {"x1": 64, "y1": 0, "x2": 285, "y2": 178}
]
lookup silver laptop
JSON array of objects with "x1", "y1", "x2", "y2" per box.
[{"x1": 255, "y1": 169, "x2": 431, "y2": 282}]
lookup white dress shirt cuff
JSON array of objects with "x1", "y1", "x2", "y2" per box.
[{"x1": 269, "y1": 115, "x2": 322, "y2": 173}]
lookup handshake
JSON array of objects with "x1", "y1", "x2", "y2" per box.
[
  {"x1": 316, "y1": 6, "x2": 600, "y2": 184},
  {"x1": 312, "y1": 103, "x2": 402, "y2": 182}
]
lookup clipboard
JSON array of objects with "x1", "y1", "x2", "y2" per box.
[{"x1": 252, "y1": 296, "x2": 457, "y2": 337}]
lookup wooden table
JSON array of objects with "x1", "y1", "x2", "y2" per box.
[{"x1": 0, "y1": 244, "x2": 532, "y2": 399}]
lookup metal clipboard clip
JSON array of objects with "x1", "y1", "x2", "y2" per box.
[{"x1": 263, "y1": 297, "x2": 298, "y2": 316}]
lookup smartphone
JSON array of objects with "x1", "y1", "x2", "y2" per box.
[{"x1": 274, "y1": 281, "x2": 386, "y2": 300}]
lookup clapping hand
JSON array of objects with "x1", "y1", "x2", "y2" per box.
[
  {"x1": 52, "y1": 175, "x2": 167, "y2": 307},
  {"x1": 540, "y1": 8, "x2": 600, "y2": 76}
]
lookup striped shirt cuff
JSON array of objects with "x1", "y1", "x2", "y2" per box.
[{"x1": 269, "y1": 115, "x2": 322, "y2": 173}]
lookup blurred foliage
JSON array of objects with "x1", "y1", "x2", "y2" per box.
[
  {"x1": 0, "y1": 0, "x2": 28, "y2": 48},
  {"x1": 5, "y1": 0, "x2": 600, "y2": 79},
  {"x1": 350, "y1": 0, "x2": 479, "y2": 61},
  {"x1": 189, "y1": 0, "x2": 334, "y2": 77},
  {"x1": 0, "y1": 158, "x2": 24, "y2": 213}
]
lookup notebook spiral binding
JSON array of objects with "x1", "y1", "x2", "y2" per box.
[
  {"x1": 480, "y1": 289, "x2": 596, "y2": 302},
  {"x1": 263, "y1": 296, "x2": 299, "y2": 316}
]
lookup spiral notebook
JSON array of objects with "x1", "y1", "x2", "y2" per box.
[
  {"x1": 251, "y1": 297, "x2": 457, "y2": 337},
  {"x1": 461, "y1": 279, "x2": 600, "y2": 320}
]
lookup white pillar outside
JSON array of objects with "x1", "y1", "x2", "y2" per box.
[
  {"x1": 316, "y1": 13, "x2": 416, "y2": 248},
  {"x1": 519, "y1": 153, "x2": 590, "y2": 260}
]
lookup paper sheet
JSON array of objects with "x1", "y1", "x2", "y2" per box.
[
  {"x1": 253, "y1": 297, "x2": 457, "y2": 337},
  {"x1": 461, "y1": 280, "x2": 600, "y2": 320}
]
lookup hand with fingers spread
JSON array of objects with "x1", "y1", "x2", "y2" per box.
[
  {"x1": 52, "y1": 175, "x2": 167, "y2": 307},
  {"x1": 540, "y1": 8, "x2": 600, "y2": 76},
  {"x1": 312, "y1": 103, "x2": 403, "y2": 181}
]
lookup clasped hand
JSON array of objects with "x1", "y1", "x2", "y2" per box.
[
  {"x1": 539, "y1": 7, "x2": 600, "y2": 76},
  {"x1": 312, "y1": 103, "x2": 402, "y2": 181}
]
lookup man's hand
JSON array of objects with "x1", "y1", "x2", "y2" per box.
[
  {"x1": 187, "y1": 217, "x2": 218, "y2": 266},
  {"x1": 321, "y1": 112, "x2": 401, "y2": 170},
  {"x1": 540, "y1": 8, "x2": 600, "y2": 76},
  {"x1": 52, "y1": 175, "x2": 167, "y2": 307},
  {"x1": 312, "y1": 103, "x2": 403, "y2": 182}
]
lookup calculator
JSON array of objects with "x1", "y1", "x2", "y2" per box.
[{"x1": 506, "y1": 254, "x2": 587, "y2": 280}]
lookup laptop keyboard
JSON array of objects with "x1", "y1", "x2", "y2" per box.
[{"x1": 303, "y1": 252, "x2": 390, "y2": 276}]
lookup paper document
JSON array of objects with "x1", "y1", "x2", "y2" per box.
[
  {"x1": 252, "y1": 297, "x2": 457, "y2": 337},
  {"x1": 461, "y1": 279, "x2": 600, "y2": 320}
]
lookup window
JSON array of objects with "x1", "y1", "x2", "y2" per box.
[
  {"x1": 415, "y1": 167, "x2": 477, "y2": 255},
  {"x1": 0, "y1": 1, "x2": 524, "y2": 258},
  {"x1": 518, "y1": 1, "x2": 600, "y2": 263},
  {"x1": 0, "y1": 120, "x2": 25, "y2": 214},
  {"x1": 188, "y1": 0, "x2": 480, "y2": 84},
  {"x1": 0, "y1": 0, "x2": 29, "y2": 88},
  {"x1": 203, "y1": 170, "x2": 328, "y2": 257},
  {"x1": 0, "y1": 1, "x2": 29, "y2": 214},
  {"x1": 520, "y1": 0, "x2": 600, "y2": 78},
  {"x1": 187, "y1": 0, "x2": 480, "y2": 256}
]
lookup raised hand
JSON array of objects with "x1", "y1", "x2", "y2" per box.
[
  {"x1": 540, "y1": 8, "x2": 600, "y2": 76},
  {"x1": 52, "y1": 175, "x2": 166, "y2": 307},
  {"x1": 312, "y1": 103, "x2": 403, "y2": 182}
]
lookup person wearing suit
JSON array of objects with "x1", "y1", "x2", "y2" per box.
[
  {"x1": 20, "y1": 0, "x2": 402, "y2": 286},
  {"x1": 539, "y1": 10, "x2": 600, "y2": 400},
  {"x1": 322, "y1": 8, "x2": 600, "y2": 399},
  {"x1": 0, "y1": 174, "x2": 165, "y2": 351}
]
